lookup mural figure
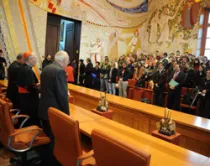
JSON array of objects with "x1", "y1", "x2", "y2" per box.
[
  {"x1": 128, "y1": 30, "x2": 140, "y2": 53},
  {"x1": 149, "y1": 11, "x2": 159, "y2": 43},
  {"x1": 172, "y1": 32, "x2": 190, "y2": 53},
  {"x1": 138, "y1": 22, "x2": 149, "y2": 52},
  {"x1": 90, "y1": 38, "x2": 102, "y2": 65},
  {"x1": 158, "y1": 1, "x2": 183, "y2": 43}
]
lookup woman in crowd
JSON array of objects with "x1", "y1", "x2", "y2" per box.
[
  {"x1": 118, "y1": 62, "x2": 129, "y2": 97},
  {"x1": 108, "y1": 62, "x2": 118, "y2": 95}
]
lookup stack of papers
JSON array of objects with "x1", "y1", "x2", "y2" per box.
[{"x1": 169, "y1": 79, "x2": 179, "y2": 87}]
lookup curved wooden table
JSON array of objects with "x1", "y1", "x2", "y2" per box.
[
  {"x1": 70, "y1": 104, "x2": 209, "y2": 166},
  {"x1": 1, "y1": 80, "x2": 210, "y2": 157},
  {"x1": 67, "y1": 83, "x2": 210, "y2": 157}
]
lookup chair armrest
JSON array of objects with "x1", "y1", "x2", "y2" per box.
[
  {"x1": 8, "y1": 126, "x2": 42, "y2": 153},
  {"x1": 10, "y1": 109, "x2": 21, "y2": 115},
  {"x1": 76, "y1": 150, "x2": 94, "y2": 166},
  {"x1": 12, "y1": 114, "x2": 30, "y2": 128}
]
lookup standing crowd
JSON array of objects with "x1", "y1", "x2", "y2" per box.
[{"x1": 75, "y1": 51, "x2": 210, "y2": 119}]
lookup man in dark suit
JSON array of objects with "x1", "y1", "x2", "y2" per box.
[
  {"x1": 0, "y1": 49, "x2": 6, "y2": 80},
  {"x1": 42, "y1": 54, "x2": 53, "y2": 69},
  {"x1": 79, "y1": 59, "x2": 85, "y2": 86},
  {"x1": 199, "y1": 69, "x2": 210, "y2": 118},
  {"x1": 38, "y1": 51, "x2": 69, "y2": 166},
  {"x1": 167, "y1": 64, "x2": 186, "y2": 110},
  {"x1": 153, "y1": 63, "x2": 167, "y2": 106},
  {"x1": 6, "y1": 54, "x2": 24, "y2": 108},
  {"x1": 16, "y1": 52, "x2": 40, "y2": 126},
  {"x1": 84, "y1": 58, "x2": 93, "y2": 89}
]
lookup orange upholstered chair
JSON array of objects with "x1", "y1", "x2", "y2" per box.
[
  {"x1": 92, "y1": 129, "x2": 151, "y2": 166},
  {"x1": 48, "y1": 107, "x2": 95, "y2": 166},
  {"x1": 142, "y1": 89, "x2": 154, "y2": 104},
  {"x1": 127, "y1": 79, "x2": 137, "y2": 99},
  {"x1": 132, "y1": 88, "x2": 144, "y2": 101},
  {"x1": 128, "y1": 79, "x2": 137, "y2": 88},
  {"x1": 0, "y1": 99, "x2": 50, "y2": 165},
  {"x1": 181, "y1": 87, "x2": 188, "y2": 97}
]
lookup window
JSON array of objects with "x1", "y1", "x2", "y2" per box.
[{"x1": 198, "y1": 9, "x2": 210, "y2": 59}]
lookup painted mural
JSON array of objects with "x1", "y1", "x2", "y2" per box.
[{"x1": 29, "y1": 0, "x2": 206, "y2": 64}]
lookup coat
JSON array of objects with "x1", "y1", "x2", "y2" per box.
[{"x1": 38, "y1": 62, "x2": 69, "y2": 120}]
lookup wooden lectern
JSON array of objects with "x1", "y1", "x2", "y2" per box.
[
  {"x1": 152, "y1": 130, "x2": 181, "y2": 145},
  {"x1": 91, "y1": 109, "x2": 113, "y2": 120}
]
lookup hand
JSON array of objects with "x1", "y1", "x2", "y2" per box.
[
  {"x1": 202, "y1": 90, "x2": 207, "y2": 94},
  {"x1": 36, "y1": 83, "x2": 40, "y2": 87},
  {"x1": 119, "y1": 78, "x2": 123, "y2": 81},
  {"x1": 170, "y1": 86, "x2": 175, "y2": 90},
  {"x1": 155, "y1": 83, "x2": 158, "y2": 87}
]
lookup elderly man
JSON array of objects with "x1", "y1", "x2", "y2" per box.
[
  {"x1": 16, "y1": 52, "x2": 40, "y2": 126},
  {"x1": 38, "y1": 51, "x2": 69, "y2": 166},
  {"x1": 6, "y1": 54, "x2": 24, "y2": 108}
]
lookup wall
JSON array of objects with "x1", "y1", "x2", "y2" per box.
[{"x1": 0, "y1": 0, "x2": 209, "y2": 67}]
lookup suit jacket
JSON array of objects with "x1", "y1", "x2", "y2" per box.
[
  {"x1": 119, "y1": 67, "x2": 130, "y2": 81},
  {"x1": 168, "y1": 70, "x2": 186, "y2": 92},
  {"x1": 6, "y1": 61, "x2": 21, "y2": 100},
  {"x1": 199, "y1": 78, "x2": 210, "y2": 101},
  {"x1": 85, "y1": 62, "x2": 93, "y2": 75},
  {"x1": 38, "y1": 62, "x2": 69, "y2": 120},
  {"x1": 153, "y1": 70, "x2": 166, "y2": 90}
]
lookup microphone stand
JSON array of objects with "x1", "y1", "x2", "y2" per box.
[{"x1": 188, "y1": 87, "x2": 200, "y2": 113}]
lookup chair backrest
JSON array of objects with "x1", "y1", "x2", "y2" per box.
[
  {"x1": 128, "y1": 79, "x2": 137, "y2": 88},
  {"x1": 92, "y1": 129, "x2": 151, "y2": 166},
  {"x1": 133, "y1": 88, "x2": 144, "y2": 101},
  {"x1": 127, "y1": 87, "x2": 134, "y2": 99},
  {"x1": 181, "y1": 87, "x2": 188, "y2": 96},
  {"x1": 0, "y1": 99, "x2": 15, "y2": 147},
  {"x1": 48, "y1": 107, "x2": 82, "y2": 166},
  {"x1": 143, "y1": 89, "x2": 154, "y2": 104}
]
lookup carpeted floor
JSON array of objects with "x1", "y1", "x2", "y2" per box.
[{"x1": 0, "y1": 148, "x2": 14, "y2": 166}]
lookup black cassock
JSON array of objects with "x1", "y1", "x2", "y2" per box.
[
  {"x1": 16, "y1": 63, "x2": 40, "y2": 126},
  {"x1": 6, "y1": 61, "x2": 21, "y2": 108}
]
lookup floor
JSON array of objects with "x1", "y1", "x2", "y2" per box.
[{"x1": 0, "y1": 148, "x2": 14, "y2": 166}]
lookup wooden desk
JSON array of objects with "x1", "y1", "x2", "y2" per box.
[
  {"x1": 69, "y1": 104, "x2": 209, "y2": 166},
  {"x1": 67, "y1": 84, "x2": 210, "y2": 156}
]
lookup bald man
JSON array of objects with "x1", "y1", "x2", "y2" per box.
[
  {"x1": 16, "y1": 52, "x2": 40, "y2": 126},
  {"x1": 38, "y1": 51, "x2": 69, "y2": 166}
]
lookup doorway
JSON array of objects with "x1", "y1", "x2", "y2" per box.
[{"x1": 45, "y1": 13, "x2": 82, "y2": 63}]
